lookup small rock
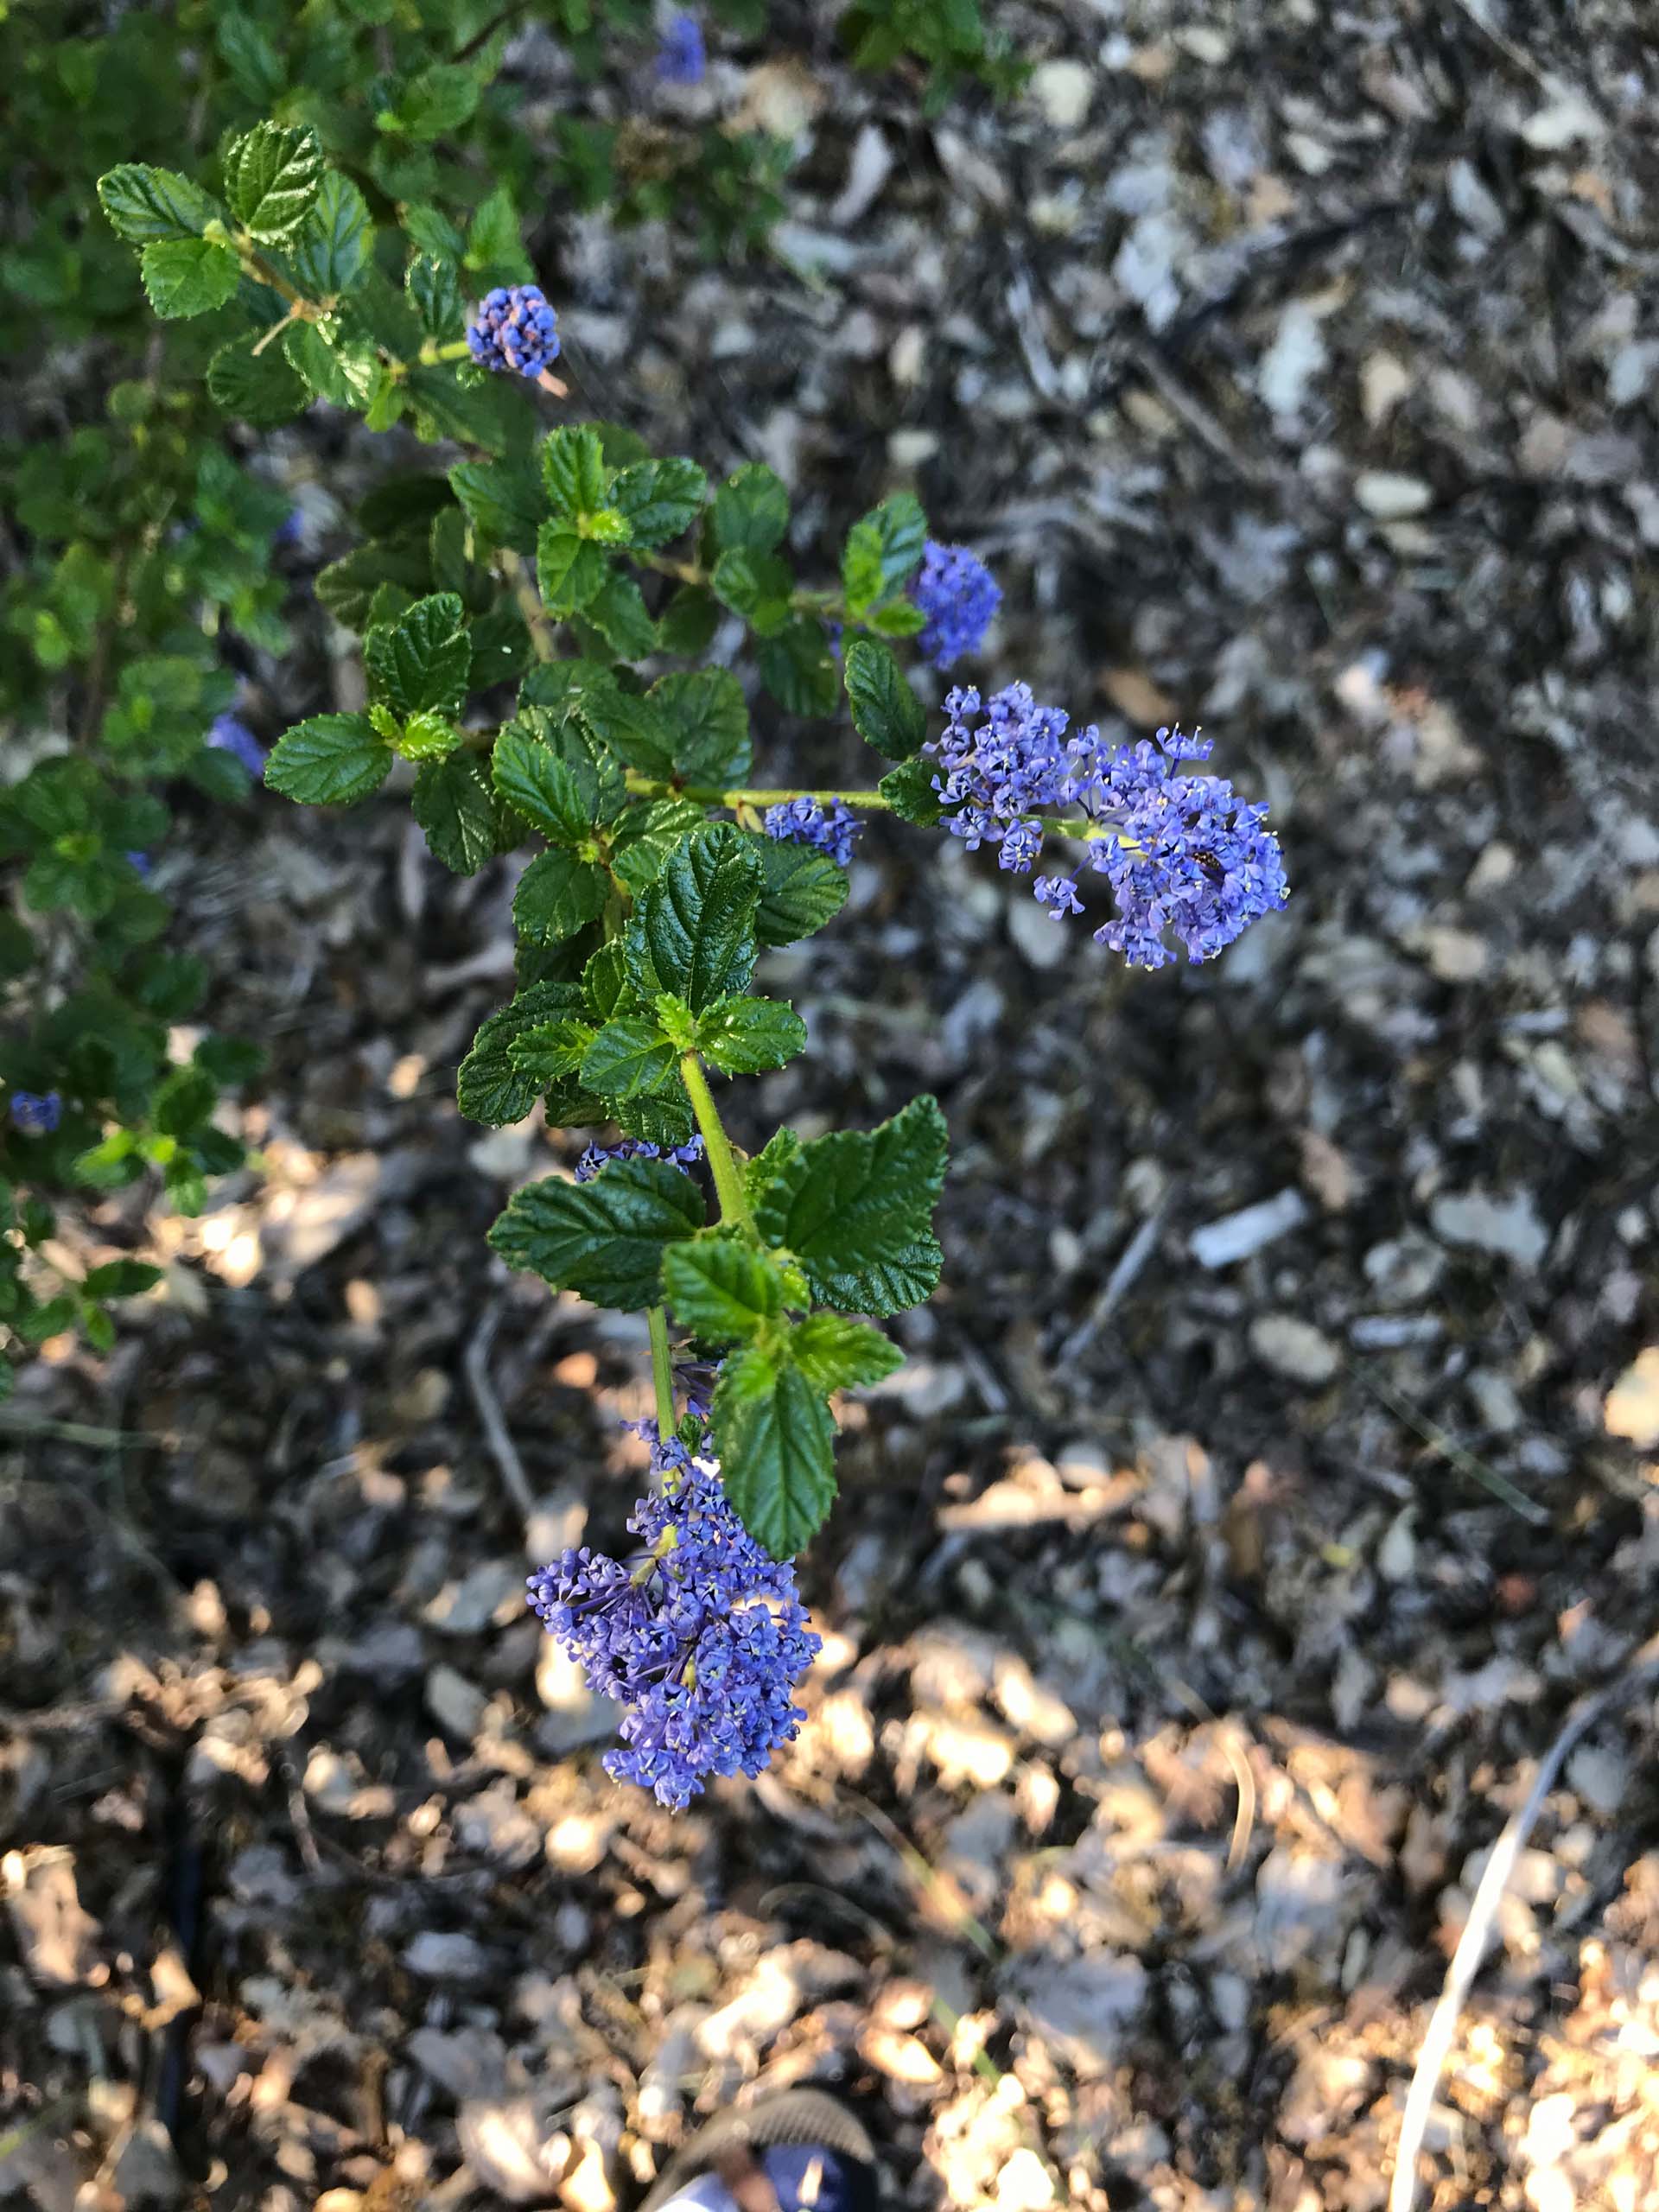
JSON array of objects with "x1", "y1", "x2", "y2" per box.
[
  {"x1": 1007, "y1": 890, "x2": 1068, "y2": 969},
  {"x1": 424, "y1": 1559, "x2": 525, "y2": 1635},
  {"x1": 403, "y1": 1930, "x2": 495, "y2": 1984},
  {"x1": 1249, "y1": 1315, "x2": 1339, "y2": 1386},
  {"x1": 455, "y1": 1782, "x2": 543, "y2": 1872},
  {"x1": 1363, "y1": 1231, "x2": 1446, "y2": 1305},
  {"x1": 425, "y1": 1663, "x2": 488, "y2": 1740},
  {"x1": 1189, "y1": 1188, "x2": 1309, "y2": 1268},
  {"x1": 1430, "y1": 1188, "x2": 1550, "y2": 1270},
  {"x1": 996, "y1": 2148, "x2": 1057, "y2": 2210},
  {"x1": 1605, "y1": 1347, "x2": 1659, "y2": 1447},
  {"x1": 1029, "y1": 59, "x2": 1093, "y2": 130},
  {"x1": 1014, "y1": 1954, "x2": 1148, "y2": 2080},
  {"x1": 458, "y1": 2098, "x2": 572, "y2": 2205},
  {"x1": 857, "y1": 2025, "x2": 944, "y2": 2085},
  {"x1": 1356, "y1": 470, "x2": 1433, "y2": 519}
]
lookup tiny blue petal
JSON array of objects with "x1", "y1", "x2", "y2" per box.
[{"x1": 467, "y1": 284, "x2": 561, "y2": 380}]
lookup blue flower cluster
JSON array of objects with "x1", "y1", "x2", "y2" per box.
[
  {"x1": 927, "y1": 684, "x2": 1288, "y2": 968},
  {"x1": 9, "y1": 1090, "x2": 61, "y2": 1135},
  {"x1": 575, "y1": 1135, "x2": 704, "y2": 1184},
  {"x1": 912, "y1": 541, "x2": 1001, "y2": 671},
  {"x1": 208, "y1": 715, "x2": 264, "y2": 777},
  {"x1": 467, "y1": 286, "x2": 561, "y2": 379},
  {"x1": 527, "y1": 1422, "x2": 820, "y2": 1808},
  {"x1": 657, "y1": 10, "x2": 706, "y2": 82},
  {"x1": 763, "y1": 797, "x2": 861, "y2": 869}
]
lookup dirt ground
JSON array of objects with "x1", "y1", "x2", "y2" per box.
[{"x1": 6, "y1": 3, "x2": 1659, "y2": 2209}]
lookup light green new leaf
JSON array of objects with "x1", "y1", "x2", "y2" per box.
[
  {"x1": 841, "y1": 491, "x2": 926, "y2": 617},
  {"x1": 785, "y1": 1313, "x2": 904, "y2": 1394},
  {"x1": 542, "y1": 426, "x2": 609, "y2": 521}
]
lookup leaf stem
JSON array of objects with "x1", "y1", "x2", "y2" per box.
[
  {"x1": 647, "y1": 1304, "x2": 677, "y2": 1439},
  {"x1": 496, "y1": 548, "x2": 556, "y2": 662},
  {"x1": 623, "y1": 776, "x2": 898, "y2": 812},
  {"x1": 679, "y1": 1053, "x2": 753, "y2": 1231}
]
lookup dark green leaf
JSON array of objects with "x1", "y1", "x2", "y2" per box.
[
  {"x1": 390, "y1": 60, "x2": 483, "y2": 140},
  {"x1": 753, "y1": 836, "x2": 850, "y2": 947},
  {"x1": 841, "y1": 491, "x2": 927, "y2": 617},
  {"x1": 648, "y1": 670, "x2": 750, "y2": 785},
  {"x1": 492, "y1": 727, "x2": 591, "y2": 843},
  {"x1": 757, "y1": 619, "x2": 840, "y2": 717},
  {"x1": 98, "y1": 164, "x2": 217, "y2": 244},
  {"x1": 450, "y1": 458, "x2": 545, "y2": 553},
  {"x1": 207, "y1": 334, "x2": 310, "y2": 427},
  {"x1": 626, "y1": 823, "x2": 762, "y2": 1013},
  {"x1": 513, "y1": 849, "x2": 608, "y2": 946},
  {"x1": 488, "y1": 1157, "x2": 704, "y2": 1310},
  {"x1": 506, "y1": 1017, "x2": 596, "y2": 1084},
  {"x1": 154, "y1": 1064, "x2": 216, "y2": 1138},
  {"x1": 712, "y1": 549, "x2": 792, "y2": 637},
  {"x1": 217, "y1": 14, "x2": 285, "y2": 102},
  {"x1": 786, "y1": 1313, "x2": 904, "y2": 1393},
  {"x1": 500, "y1": 704, "x2": 626, "y2": 825},
  {"x1": 658, "y1": 585, "x2": 720, "y2": 657},
  {"x1": 223, "y1": 123, "x2": 324, "y2": 244},
  {"x1": 265, "y1": 714, "x2": 391, "y2": 804},
  {"x1": 458, "y1": 982, "x2": 587, "y2": 1124},
  {"x1": 582, "y1": 939, "x2": 632, "y2": 1022},
  {"x1": 289, "y1": 172, "x2": 373, "y2": 297},
  {"x1": 844, "y1": 637, "x2": 926, "y2": 760},
  {"x1": 714, "y1": 1349, "x2": 836, "y2": 1555},
  {"x1": 537, "y1": 526, "x2": 609, "y2": 617},
  {"x1": 696, "y1": 996, "x2": 807, "y2": 1076},
  {"x1": 582, "y1": 574, "x2": 656, "y2": 660},
  {"x1": 316, "y1": 535, "x2": 434, "y2": 631},
  {"x1": 283, "y1": 321, "x2": 378, "y2": 408},
  {"x1": 609, "y1": 456, "x2": 707, "y2": 549},
  {"x1": 611, "y1": 1089, "x2": 696, "y2": 1147},
  {"x1": 754, "y1": 1094, "x2": 948, "y2": 1317},
  {"x1": 542, "y1": 425, "x2": 609, "y2": 520},
  {"x1": 464, "y1": 183, "x2": 531, "y2": 281},
  {"x1": 713, "y1": 461, "x2": 790, "y2": 555},
  {"x1": 82, "y1": 1260, "x2": 162, "y2": 1300},
  {"x1": 662, "y1": 1236, "x2": 785, "y2": 1343},
  {"x1": 580, "y1": 1016, "x2": 677, "y2": 1098},
  {"x1": 877, "y1": 755, "x2": 944, "y2": 826},
  {"x1": 365, "y1": 592, "x2": 470, "y2": 717},
  {"x1": 139, "y1": 238, "x2": 239, "y2": 319},
  {"x1": 412, "y1": 755, "x2": 496, "y2": 874},
  {"x1": 610, "y1": 798, "x2": 707, "y2": 894}
]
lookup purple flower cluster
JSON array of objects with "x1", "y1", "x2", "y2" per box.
[
  {"x1": 927, "y1": 684, "x2": 1288, "y2": 968},
  {"x1": 208, "y1": 715, "x2": 265, "y2": 777},
  {"x1": 657, "y1": 10, "x2": 706, "y2": 82},
  {"x1": 467, "y1": 285, "x2": 561, "y2": 379},
  {"x1": 9, "y1": 1090, "x2": 61, "y2": 1135},
  {"x1": 763, "y1": 797, "x2": 861, "y2": 868},
  {"x1": 575, "y1": 1135, "x2": 704, "y2": 1185},
  {"x1": 527, "y1": 1424, "x2": 820, "y2": 1808},
  {"x1": 912, "y1": 541, "x2": 1001, "y2": 671}
]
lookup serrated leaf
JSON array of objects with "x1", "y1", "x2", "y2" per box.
[
  {"x1": 626, "y1": 823, "x2": 762, "y2": 1013},
  {"x1": 712, "y1": 548, "x2": 792, "y2": 637},
  {"x1": 405, "y1": 251, "x2": 463, "y2": 336},
  {"x1": 542, "y1": 425, "x2": 609, "y2": 520},
  {"x1": 365, "y1": 593, "x2": 470, "y2": 716},
  {"x1": 140, "y1": 238, "x2": 239, "y2": 319},
  {"x1": 283, "y1": 321, "x2": 378, "y2": 408},
  {"x1": 658, "y1": 584, "x2": 720, "y2": 657},
  {"x1": 752, "y1": 837, "x2": 850, "y2": 947},
  {"x1": 754, "y1": 1095, "x2": 948, "y2": 1317},
  {"x1": 841, "y1": 491, "x2": 927, "y2": 617},
  {"x1": 507, "y1": 1016, "x2": 596, "y2": 1084},
  {"x1": 464, "y1": 182, "x2": 531, "y2": 281},
  {"x1": 457, "y1": 982, "x2": 588, "y2": 1123},
  {"x1": 867, "y1": 596, "x2": 927, "y2": 639},
  {"x1": 582, "y1": 574, "x2": 656, "y2": 660},
  {"x1": 580, "y1": 1016, "x2": 677, "y2": 1098},
  {"x1": 758, "y1": 619, "x2": 839, "y2": 717},
  {"x1": 449, "y1": 458, "x2": 545, "y2": 554},
  {"x1": 610, "y1": 798, "x2": 708, "y2": 895},
  {"x1": 493, "y1": 727, "x2": 591, "y2": 843},
  {"x1": 316, "y1": 536, "x2": 435, "y2": 631},
  {"x1": 611, "y1": 1089, "x2": 696, "y2": 1147},
  {"x1": 713, "y1": 461, "x2": 790, "y2": 555},
  {"x1": 98, "y1": 164, "x2": 217, "y2": 244},
  {"x1": 207, "y1": 334, "x2": 310, "y2": 427},
  {"x1": 844, "y1": 637, "x2": 926, "y2": 760},
  {"x1": 412, "y1": 754, "x2": 495, "y2": 874},
  {"x1": 877, "y1": 755, "x2": 944, "y2": 826},
  {"x1": 264, "y1": 714, "x2": 391, "y2": 804},
  {"x1": 714, "y1": 1349, "x2": 836, "y2": 1556},
  {"x1": 223, "y1": 123, "x2": 324, "y2": 244},
  {"x1": 662, "y1": 1236, "x2": 785, "y2": 1343},
  {"x1": 500, "y1": 704, "x2": 626, "y2": 825},
  {"x1": 648, "y1": 670, "x2": 750, "y2": 786},
  {"x1": 290, "y1": 172, "x2": 374, "y2": 297},
  {"x1": 609, "y1": 456, "x2": 707, "y2": 549},
  {"x1": 82, "y1": 1259, "x2": 163, "y2": 1300},
  {"x1": 786, "y1": 1313, "x2": 904, "y2": 1394},
  {"x1": 583, "y1": 940, "x2": 632, "y2": 1022},
  {"x1": 696, "y1": 996, "x2": 807, "y2": 1076},
  {"x1": 513, "y1": 849, "x2": 608, "y2": 946},
  {"x1": 537, "y1": 527, "x2": 610, "y2": 617},
  {"x1": 488, "y1": 1157, "x2": 704, "y2": 1310}
]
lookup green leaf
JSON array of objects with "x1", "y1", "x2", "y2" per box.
[
  {"x1": 583, "y1": 940, "x2": 632, "y2": 1022},
  {"x1": 207, "y1": 334, "x2": 309, "y2": 427},
  {"x1": 82, "y1": 1260, "x2": 162, "y2": 1300},
  {"x1": 713, "y1": 462, "x2": 790, "y2": 555},
  {"x1": 365, "y1": 593, "x2": 470, "y2": 716},
  {"x1": 389, "y1": 59, "x2": 483, "y2": 139},
  {"x1": 537, "y1": 526, "x2": 610, "y2": 617},
  {"x1": 612, "y1": 1090, "x2": 696, "y2": 1147},
  {"x1": 488, "y1": 1157, "x2": 705, "y2": 1310},
  {"x1": 842, "y1": 491, "x2": 927, "y2": 617},
  {"x1": 506, "y1": 1016, "x2": 596, "y2": 1084},
  {"x1": 265, "y1": 714, "x2": 391, "y2": 804},
  {"x1": 513, "y1": 849, "x2": 608, "y2": 946},
  {"x1": 492, "y1": 728, "x2": 591, "y2": 844},
  {"x1": 217, "y1": 14, "x2": 285, "y2": 103},
  {"x1": 786, "y1": 1313, "x2": 904, "y2": 1394},
  {"x1": 316, "y1": 535, "x2": 435, "y2": 631},
  {"x1": 464, "y1": 182, "x2": 531, "y2": 281},
  {"x1": 753, "y1": 837, "x2": 850, "y2": 947},
  {"x1": 290, "y1": 173, "x2": 374, "y2": 298},
  {"x1": 662, "y1": 1236, "x2": 785, "y2": 1343},
  {"x1": 139, "y1": 238, "x2": 239, "y2": 319},
  {"x1": 542, "y1": 426, "x2": 609, "y2": 521},
  {"x1": 284, "y1": 321, "x2": 378, "y2": 408},
  {"x1": 758, "y1": 619, "x2": 840, "y2": 717},
  {"x1": 626, "y1": 823, "x2": 763, "y2": 1013},
  {"x1": 582, "y1": 575, "x2": 656, "y2": 660},
  {"x1": 714, "y1": 1349, "x2": 836, "y2": 1556},
  {"x1": 412, "y1": 755, "x2": 496, "y2": 874},
  {"x1": 867, "y1": 596, "x2": 927, "y2": 639},
  {"x1": 877, "y1": 755, "x2": 944, "y2": 826},
  {"x1": 458, "y1": 982, "x2": 588, "y2": 1123},
  {"x1": 712, "y1": 549, "x2": 792, "y2": 637},
  {"x1": 658, "y1": 585, "x2": 720, "y2": 657},
  {"x1": 609, "y1": 456, "x2": 707, "y2": 549},
  {"x1": 580, "y1": 1016, "x2": 677, "y2": 1098},
  {"x1": 501, "y1": 704, "x2": 626, "y2": 825},
  {"x1": 696, "y1": 996, "x2": 808, "y2": 1076},
  {"x1": 405, "y1": 252, "x2": 464, "y2": 338},
  {"x1": 223, "y1": 123, "x2": 324, "y2": 244},
  {"x1": 449, "y1": 458, "x2": 545, "y2": 554},
  {"x1": 754, "y1": 1095, "x2": 948, "y2": 1317},
  {"x1": 98, "y1": 164, "x2": 217, "y2": 244},
  {"x1": 154, "y1": 1063, "x2": 217, "y2": 1138},
  {"x1": 844, "y1": 637, "x2": 927, "y2": 760},
  {"x1": 610, "y1": 798, "x2": 708, "y2": 894},
  {"x1": 649, "y1": 670, "x2": 750, "y2": 785}
]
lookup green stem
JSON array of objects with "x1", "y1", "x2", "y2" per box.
[
  {"x1": 647, "y1": 1304, "x2": 677, "y2": 1439},
  {"x1": 623, "y1": 776, "x2": 897, "y2": 812},
  {"x1": 679, "y1": 1053, "x2": 753, "y2": 1231},
  {"x1": 497, "y1": 548, "x2": 556, "y2": 663}
]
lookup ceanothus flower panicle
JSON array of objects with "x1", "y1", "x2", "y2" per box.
[
  {"x1": 657, "y1": 11, "x2": 706, "y2": 81},
  {"x1": 912, "y1": 541, "x2": 1001, "y2": 670},
  {"x1": 467, "y1": 286, "x2": 561, "y2": 379},
  {"x1": 9, "y1": 1090, "x2": 61, "y2": 1135},
  {"x1": 763, "y1": 796, "x2": 861, "y2": 868},
  {"x1": 527, "y1": 1421, "x2": 820, "y2": 1808},
  {"x1": 926, "y1": 684, "x2": 1287, "y2": 969},
  {"x1": 207, "y1": 715, "x2": 264, "y2": 777},
  {"x1": 575, "y1": 1135, "x2": 704, "y2": 1184}
]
